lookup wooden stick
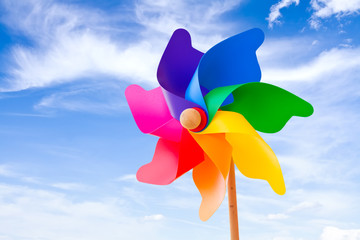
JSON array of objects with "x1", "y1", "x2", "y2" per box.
[{"x1": 228, "y1": 159, "x2": 239, "y2": 240}]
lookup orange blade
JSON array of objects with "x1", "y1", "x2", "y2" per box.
[
  {"x1": 193, "y1": 154, "x2": 227, "y2": 221},
  {"x1": 189, "y1": 132, "x2": 232, "y2": 180}
]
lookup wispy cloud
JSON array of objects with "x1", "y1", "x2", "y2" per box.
[
  {"x1": 266, "y1": 0, "x2": 300, "y2": 28},
  {"x1": 0, "y1": 165, "x2": 16, "y2": 177},
  {"x1": 0, "y1": 165, "x2": 42, "y2": 184},
  {"x1": 115, "y1": 174, "x2": 137, "y2": 182},
  {"x1": 0, "y1": 183, "x2": 168, "y2": 240},
  {"x1": 144, "y1": 214, "x2": 165, "y2": 221},
  {"x1": 267, "y1": 213, "x2": 289, "y2": 220},
  {"x1": 50, "y1": 182, "x2": 88, "y2": 191},
  {"x1": 320, "y1": 226, "x2": 360, "y2": 240},
  {"x1": 134, "y1": 0, "x2": 242, "y2": 47},
  {"x1": 34, "y1": 82, "x2": 128, "y2": 114},
  {"x1": 0, "y1": 0, "x2": 158, "y2": 92},
  {"x1": 0, "y1": 0, "x2": 243, "y2": 92},
  {"x1": 0, "y1": 0, "x2": 245, "y2": 115},
  {"x1": 311, "y1": 0, "x2": 360, "y2": 18},
  {"x1": 287, "y1": 201, "x2": 322, "y2": 213},
  {"x1": 309, "y1": 0, "x2": 360, "y2": 29},
  {"x1": 262, "y1": 47, "x2": 360, "y2": 82}
]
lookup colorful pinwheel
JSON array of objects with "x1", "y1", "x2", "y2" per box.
[{"x1": 125, "y1": 28, "x2": 313, "y2": 231}]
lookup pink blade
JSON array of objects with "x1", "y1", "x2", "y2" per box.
[
  {"x1": 136, "y1": 137, "x2": 180, "y2": 185},
  {"x1": 125, "y1": 85, "x2": 182, "y2": 142},
  {"x1": 136, "y1": 129, "x2": 205, "y2": 185}
]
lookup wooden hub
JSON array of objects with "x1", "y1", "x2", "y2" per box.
[{"x1": 179, "y1": 108, "x2": 207, "y2": 131}]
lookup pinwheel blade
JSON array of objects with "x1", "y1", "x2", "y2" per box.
[
  {"x1": 227, "y1": 133, "x2": 286, "y2": 195},
  {"x1": 137, "y1": 129, "x2": 204, "y2": 185},
  {"x1": 197, "y1": 28, "x2": 264, "y2": 92},
  {"x1": 137, "y1": 137, "x2": 180, "y2": 185},
  {"x1": 189, "y1": 133, "x2": 232, "y2": 180},
  {"x1": 177, "y1": 129, "x2": 205, "y2": 177},
  {"x1": 162, "y1": 87, "x2": 205, "y2": 121},
  {"x1": 156, "y1": 28, "x2": 207, "y2": 120},
  {"x1": 199, "y1": 110, "x2": 256, "y2": 135},
  {"x1": 221, "y1": 82, "x2": 314, "y2": 133},
  {"x1": 125, "y1": 85, "x2": 183, "y2": 142},
  {"x1": 193, "y1": 154, "x2": 226, "y2": 221},
  {"x1": 193, "y1": 111, "x2": 286, "y2": 195},
  {"x1": 203, "y1": 84, "x2": 242, "y2": 124},
  {"x1": 157, "y1": 28, "x2": 203, "y2": 98}
]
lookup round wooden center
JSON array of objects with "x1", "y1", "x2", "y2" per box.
[{"x1": 180, "y1": 108, "x2": 202, "y2": 130}]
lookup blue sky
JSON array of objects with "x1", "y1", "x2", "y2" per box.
[{"x1": 0, "y1": 0, "x2": 360, "y2": 239}]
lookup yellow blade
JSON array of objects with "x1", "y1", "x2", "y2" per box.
[
  {"x1": 193, "y1": 154, "x2": 227, "y2": 221},
  {"x1": 227, "y1": 133, "x2": 286, "y2": 195},
  {"x1": 196, "y1": 111, "x2": 286, "y2": 195},
  {"x1": 200, "y1": 110, "x2": 257, "y2": 135}
]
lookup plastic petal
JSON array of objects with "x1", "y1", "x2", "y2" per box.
[
  {"x1": 199, "y1": 111, "x2": 257, "y2": 135},
  {"x1": 189, "y1": 132, "x2": 232, "y2": 180},
  {"x1": 221, "y1": 82, "x2": 314, "y2": 133},
  {"x1": 125, "y1": 85, "x2": 182, "y2": 142},
  {"x1": 162, "y1": 87, "x2": 206, "y2": 121},
  {"x1": 226, "y1": 133, "x2": 286, "y2": 195},
  {"x1": 203, "y1": 84, "x2": 242, "y2": 124},
  {"x1": 136, "y1": 129, "x2": 204, "y2": 185},
  {"x1": 177, "y1": 129, "x2": 205, "y2": 177},
  {"x1": 194, "y1": 110, "x2": 285, "y2": 195},
  {"x1": 185, "y1": 67, "x2": 208, "y2": 113},
  {"x1": 198, "y1": 28, "x2": 264, "y2": 92},
  {"x1": 136, "y1": 137, "x2": 180, "y2": 185},
  {"x1": 193, "y1": 154, "x2": 227, "y2": 221},
  {"x1": 157, "y1": 28, "x2": 203, "y2": 98}
]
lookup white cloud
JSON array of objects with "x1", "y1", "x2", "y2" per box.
[
  {"x1": 5, "y1": 30, "x2": 159, "y2": 91},
  {"x1": 266, "y1": 0, "x2": 300, "y2": 28},
  {"x1": 50, "y1": 182, "x2": 88, "y2": 191},
  {"x1": 0, "y1": 183, "x2": 167, "y2": 240},
  {"x1": 0, "y1": 0, "x2": 246, "y2": 116},
  {"x1": 321, "y1": 226, "x2": 360, "y2": 240},
  {"x1": 309, "y1": 0, "x2": 360, "y2": 29},
  {"x1": 272, "y1": 237, "x2": 299, "y2": 240},
  {"x1": 115, "y1": 174, "x2": 137, "y2": 182},
  {"x1": 0, "y1": 0, "x2": 243, "y2": 93},
  {"x1": 258, "y1": 36, "x2": 320, "y2": 69},
  {"x1": 135, "y1": 0, "x2": 242, "y2": 41},
  {"x1": 0, "y1": 165, "x2": 41, "y2": 183},
  {"x1": 34, "y1": 83, "x2": 128, "y2": 114},
  {"x1": 287, "y1": 201, "x2": 322, "y2": 213},
  {"x1": 262, "y1": 47, "x2": 360, "y2": 82},
  {"x1": 0, "y1": 0, "x2": 161, "y2": 92},
  {"x1": 267, "y1": 213, "x2": 289, "y2": 220},
  {"x1": 144, "y1": 214, "x2": 165, "y2": 221},
  {"x1": 0, "y1": 165, "x2": 16, "y2": 177},
  {"x1": 311, "y1": 0, "x2": 360, "y2": 18}
]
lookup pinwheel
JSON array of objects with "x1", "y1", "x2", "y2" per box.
[{"x1": 125, "y1": 28, "x2": 313, "y2": 238}]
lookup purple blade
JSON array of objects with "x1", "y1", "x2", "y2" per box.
[
  {"x1": 157, "y1": 28, "x2": 204, "y2": 98},
  {"x1": 162, "y1": 87, "x2": 206, "y2": 121}
]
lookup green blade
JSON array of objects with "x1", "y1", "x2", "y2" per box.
[{"x1": 204, "y1": 82, "x2": 314, "y2": 133}]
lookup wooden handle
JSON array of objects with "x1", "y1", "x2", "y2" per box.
[{"x1": 228, "y1": 159, "x2": 239, "y2": 240}]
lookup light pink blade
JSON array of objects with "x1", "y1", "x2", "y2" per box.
[
  {"x1": 125, "y1": 85, "x2": 182, "y2": 142},
  {"x1": 136, "y1": 138, "x2": 180, "y2": 185}
]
